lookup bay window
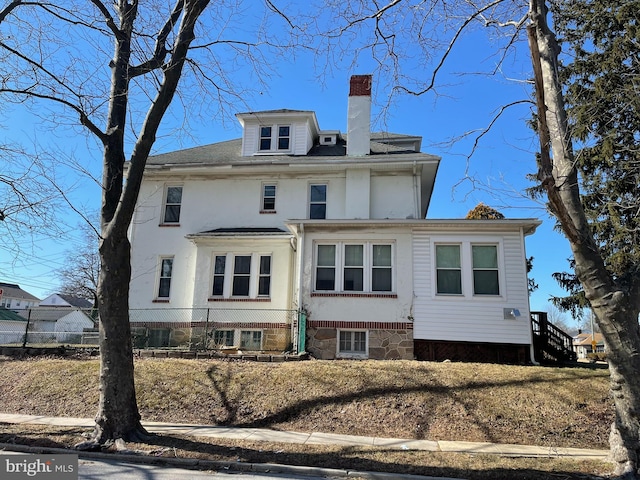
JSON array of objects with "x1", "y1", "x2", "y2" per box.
[{"x1": 210, "y1": 253, "x2": 272, "y2": 299}]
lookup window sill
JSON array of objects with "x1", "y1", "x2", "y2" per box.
[
  {"x1": 254, "y1": 151, "x2": 292, "y2": 156},
  {"x1": 208, "y1": 297, "x2": 271, "y2": 302},
  {"x1": 260, "y1": 210, "x2": 277, "y2": 214},
  {"x1": 152, "y1": 299, "x2": 170, "y2": 303},
  {"x1": 159, "y1": 223, "x2": 180, "y2": 227},
  {"x1": 311, "y1": 292, "x2": 397, "y2": 298},
  {"x1": 337, "y1": 353, "x2": 368, "y2": 359}
]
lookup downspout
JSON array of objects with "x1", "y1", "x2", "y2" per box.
[
  {"x1": 413, "y1": 162, "x2": 421, "y2": 219},
  {"x1": 292, "y1": 223, "x2": 305, "y2": 352}
]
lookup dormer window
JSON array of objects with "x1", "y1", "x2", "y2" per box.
[{"x1": 259, "y1": 125, "x2": 291, "y2": 152}]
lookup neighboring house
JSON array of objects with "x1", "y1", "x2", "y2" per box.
[
  {"x1": 28, "y1": 294, "x2": 95, "y2": 343},
  {"x1": 0, "y1": 307, "x2": 28, "y2": 344},
  {"x1": 128, "y1": 75, "x2": 540, "y2": 362},
  {"x1": 573, "y1": 332, "x2": 606, "y2": 359},
  {"x1": 0, "y1": 282, "x2": 40, "y2": 311}
]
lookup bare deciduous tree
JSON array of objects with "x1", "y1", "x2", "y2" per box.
[
  {"x1": 1, "y1": 0, "x2": 288, "y2": 448},
  {"x1": 58, "y1": 221, "x2": 100, "y2": 308},
  {"x1": 294, "y1": 0, "x2": 640, "y2": 475}
]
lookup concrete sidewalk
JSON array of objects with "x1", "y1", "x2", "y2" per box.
[{"x1": 0, "y1": 413, "x2": 609, "y2": 460}]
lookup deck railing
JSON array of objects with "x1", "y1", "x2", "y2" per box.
[{"x1": 531, "y1": 311, "x2": 577, "y2": 363}]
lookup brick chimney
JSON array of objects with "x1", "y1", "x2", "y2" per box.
[{"x1": 346, "y1": 74, "x2": 372, "y2": 156}]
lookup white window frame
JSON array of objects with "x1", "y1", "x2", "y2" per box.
[
  {"x1": 337, "y1": 329, "x2": 368, "y2": 359},
  {"x1": 261, "y1": 183, "x2": 277, "y2": 212},
  {"x1": 309, "y1": 183, "x2": 327, "y2": 219},
  {"x1": 161, "y1": 185, "x2": 183, "y2": 225},
  {"x1": 430, "y1": 238, "x2": 504, "y2": 300},
  {"x1": 240, "y1": 329, "x2": 263, "y2": 350},
  {"x1": 212, "y1": 329, "x2": 235, "y2": 347},
  {"x1": 210, "y1": 253, "x2": 272, "y2": 299},
  {"x1": 210, "y1": 329, "x2": 265, "y2": 350},
  {"x1": 313, "y1": 242, "x2": 395, "y2": 293},
  {"x1": 471, "y1": 243, "x2": 500, "y2": 296},
  {"x1": 257, "y1": 124, "x2": 291, "y2": 153},
  {"x1": 435, "y1": 244, "x2": 463, "y2": 295},
  {"x1": 156, "y1": 256, "x2": 174, "y2": 300}
]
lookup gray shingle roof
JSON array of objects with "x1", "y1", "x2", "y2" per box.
[
  {"x1": 144, "y1": 133, "x2": 438, "y2": 169},
  {"x1": 57, "y1": 295, "x2": 93, "y2": 309},
  {"x1": 0, "y1": 282, "x2": 41, "y2": 302}
]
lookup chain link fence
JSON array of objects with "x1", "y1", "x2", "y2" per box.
[{"x1": 0, "y1": 307, "x2": 302, "y2": 353}]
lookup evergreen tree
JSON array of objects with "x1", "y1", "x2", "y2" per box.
[{"x1": 549, "y1": 0, "x2": 640, "y2": 315}]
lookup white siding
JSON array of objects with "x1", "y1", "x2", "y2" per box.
[
  {"x1": 412, "y1": 228, "x2": 532, "y2": 345},
  {"x1": 242, "y1": 125, "x2": 259, "y2": 156},
  {"x1": 292, "y1": 123, "x2": 310, "y2": 155}
]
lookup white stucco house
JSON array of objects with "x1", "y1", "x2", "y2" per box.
[{"x1": 127, "y1": 75, "x2": 540, "y2": 363}]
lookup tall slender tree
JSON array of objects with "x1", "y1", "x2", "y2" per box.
[
  {"x1": 293, "y1": 0, "x2": 640, "y2": 475},
  {"x1": 1, "y1": 0, "x2": 286, "y2": 448},
  {"x1": 528, "y1": 0, "x2": 640, "y2": 475}
]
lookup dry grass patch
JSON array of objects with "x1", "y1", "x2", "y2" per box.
[{"x1": 0, "y1": 356, "x2": 613, "y2": 449}]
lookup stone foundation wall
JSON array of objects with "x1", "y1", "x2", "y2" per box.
[
  {"x1": 262, "y1": 327, "x2": 291, "y2": 351},
  {"x1": 307, "y1": 324, "x2": 414, "y2": 360},
  {"x1": 131, "y1": 325, "x2": 291, "y2": 352}
]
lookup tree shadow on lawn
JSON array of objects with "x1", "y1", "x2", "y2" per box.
[{"x1": 205, "y1": 362, "x2": 610, "y2": 446}]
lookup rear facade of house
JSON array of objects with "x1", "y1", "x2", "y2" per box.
[{"x1": 127, "y1": 75, "x2": 539, "y2": 363}]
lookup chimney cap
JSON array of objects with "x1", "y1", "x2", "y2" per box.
[{"x1": 349, "y1": 75, "x2": 372, "y2": 96}]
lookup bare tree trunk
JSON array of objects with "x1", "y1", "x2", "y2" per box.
[
  {"x1": 529, "y1": 1, "x2": 640, "y2": 476},
  {"x1": 74, "y1": 0, "x2": 211, "y2": 449},
  {"x1": 93, "y1": 232, "x2": 147, "y2": 444}
]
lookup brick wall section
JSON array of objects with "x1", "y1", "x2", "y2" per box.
[{"x1": 349, "y1": 74, "x2": 372, "y2": 96}]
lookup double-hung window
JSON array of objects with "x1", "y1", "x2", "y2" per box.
[
  {"x1": 315, "y1": 245, "x2": 336, "y2": 290},
  {"x1": 261, "y1": 184, "x2": 276, "y2": 212},
  {"x1": 277, "y1": 126, "x2": 290, "y2": 150},
  {"x1": 472, "y1": 245, "x2": 500, "y2": 295},
  {"x1": 435, "y1": 245, "x2": 462, "y2": 295},
  {"x1": 211, "y1": 253, "x2": 272, "y2": 299},
  {"x1": 343, "y1": 245, "x2": 364, "y2": 291},
  {"x1": 258, "y1": 256, "x2": 271, "y2": 296},
  {"x1": 232, "y1": 255, "x2": 252, "y2": 296},
  {"x1": 212, "y1": 255, "x2": 226, "y2": 296},
  {"x1": 157, "y1": 257, "x2": 174, "y2": 299},
  {"x1": 258, "y1": 125, "x2": 290, "y2": 152},
  {"x1": 314, "y1": 242, "x2": 394, "y2": 293},
  {"x1": 162, "y1": 185, "x2": 182, "y2": 224},
  {"x1": 309, "y1": 184, "x2": 327, "y2": 219},
  {"x1": 434, "y1": 242, "x2": 501, "y2": 297},
  {"x1": 259, "y1": 126, "x2": 272, "y2": 150}
]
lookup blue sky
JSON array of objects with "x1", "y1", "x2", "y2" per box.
[{"x1": 0, "y1": 2, "x2": 575, "y2": 321}]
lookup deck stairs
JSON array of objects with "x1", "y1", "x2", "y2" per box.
[{"x1": 531, "y1": 311, "x2": 577, "y2": 364}]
